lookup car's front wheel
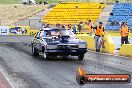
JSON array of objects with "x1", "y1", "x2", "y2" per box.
[
  {"x1": 78, "y1": 54, "x2": 84, "y2": 60},
  {"x1": 32, "y1": 46, "x2": 39, "y2": 56}
]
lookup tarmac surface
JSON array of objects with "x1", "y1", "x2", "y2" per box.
[{"x1": 0, "y1": 35, "x2": 132, "y2": 88}]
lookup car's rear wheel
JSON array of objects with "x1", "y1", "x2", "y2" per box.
[
  {"x1": 78, "y1": 54, "x2": 84, "y2": 60},
  {"x1": 44, "y1": 52, "x2": 49, "y2": 59},
  {"x1": 32, "y1": 46, "x2": 39, "y2": 56}
]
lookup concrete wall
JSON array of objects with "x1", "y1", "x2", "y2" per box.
[
  {"x1": 76, "y1": 34, "x2": 95, "y2": 50},
  {"x1": 119, "y1": 44, "x2": 132, "y2": 57},
  {"x1": 101, "y1": 36, "x2": 114, "y2": 54},
  {"x1": 76, "y1": 34, "x2": 115, "y2": 54}
]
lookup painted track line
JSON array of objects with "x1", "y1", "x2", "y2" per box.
[{"x1": 0, "y1": 66, "x2": 19, "y2": 88}]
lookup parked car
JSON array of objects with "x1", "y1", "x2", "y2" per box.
[{"x1": 31, "y1": 28, "x2": 87, "y2": 60}]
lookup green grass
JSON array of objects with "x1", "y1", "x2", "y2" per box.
[
  {"x1": 0, "y1": 0, "x2": 131, "y2": 4},
  {"x1": 0, "y1": 5, "x2": 47, "y2": 25},
  {"x1": 0, "y1": 0, "x2": 21, "y2": 4}
]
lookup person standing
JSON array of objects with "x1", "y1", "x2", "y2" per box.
[
  {"x1": 67, "y1": 24, "x2": 75, "y2": 38},
  {"x1": 87, "y1": 20, "x2": 94, "y2": 36},
  {"x1": 45, "y1": 24, "x2": 50, "y2": 28},
  {"x1": 67, "y1": 24, "x2": 72, "y2": 30},
  {"x1": 72, "y1": 25, "x2": 78, "y2": 34},
  {"x1": 56, "y1": 23, "x2": 61, "y2": 28},
  {"x1": 44, "y1": 0, "x2": 48, "y2": 5},
  {"x1": 93, "y1": 22, "x2": 106, "y2": 52},
  {"x1": 42, "y1": 23, "x2": 50, "y2": 28},
  {"x1": 78, "y1": 21, "x2": 83, "y2": 32},
  {"x1": 120, "y1": 22, "x2": 129, "y2": 45},
  {"x1": 61, "y1": 24, "x2": 66, "y2": 28}
]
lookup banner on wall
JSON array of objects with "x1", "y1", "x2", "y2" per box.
[
  {"x1": 0, "y1": 26, "x2": 38, "y2": 35},
  {"x1": 9, "y1": 26, "x2": 30, "y2": 35},
  {"x1": 0, "y1": 26, "x2": 9, "y2": 35}
]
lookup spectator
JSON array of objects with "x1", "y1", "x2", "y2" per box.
[
  {"x1": 42, "y1": 23, "x2": 49, "y2": 28},
  {"x1": 110, "y1": 12, "x2": 113, "y2": 16},
  {"x1": 72, "y1": 25, "x2": 78, "y2": 34},
  {"x1": 42, "y1": 24, "x2": 45, "y2": 28},
  {"x1": 115, "y1": 20, "x2": 119, "y2": 26},
  {"x1": 40, "y1": 29, "x2": 44, "y2": 36},
  {"x1": 75, "y1": 4, "x2": 78, "y2": 9},
  {"x1": 45, "y1": 24, "x2": 50, "y2": 28},
  {"x1": 115, "y1": 0, "x2": 119, "y2": 3},
  {"x1": 56, "y1": 23, "x2": 61, "y2": 28},
  {"x1": 111, "y1": 20, "x2": 119, "y2": 26},
  {"x1": 120, "y1": 22, "x2": 129, "y2": 45},
  {"x1": 87, "y1": 20, "x2": 94, "y2": 36},
  {"x1": 93, "y1": 22, "x2": 106, "y2": 52},
  {"x1": 99, "y1": 5, "x2": 101, "y2": 9},
  {"x1": 111, "y1": 21, "x2": 115, "y2": 26},
  {"x1": 61, "y1": 25, "x2": 66, "y2": 28},
  {"x1": 44, "y1": 0, "x2": 48, "y2": 5},
  {"x1": 78, "y1": 21, "x2": 83, "y2": 32},
  {"x1": 39, "y1": 1, "x2": 42, "y2": 4},
  {"x1": 68, "y1": 24, "x2": 72, "y2": 30}
]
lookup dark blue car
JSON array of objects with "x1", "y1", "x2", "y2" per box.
[{"x1": 31, "y1": 28, "x2": 87, "y2": 60}]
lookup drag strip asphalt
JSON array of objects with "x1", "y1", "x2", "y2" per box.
[{"x1": 0, "y1": 35, "x2": 132, "y2": 88}]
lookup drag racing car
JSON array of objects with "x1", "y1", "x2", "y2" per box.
[{"x1": 31, "y1": 28, "x2": 87, "y2": 60}]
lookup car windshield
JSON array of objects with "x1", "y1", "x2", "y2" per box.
[{"x1": 43, "y1": 29, "x2": 75, "y2": 38}]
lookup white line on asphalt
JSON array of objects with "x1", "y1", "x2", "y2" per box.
[{"x1": 0, "y1": 66, "x2": 19, "y2": 88}]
